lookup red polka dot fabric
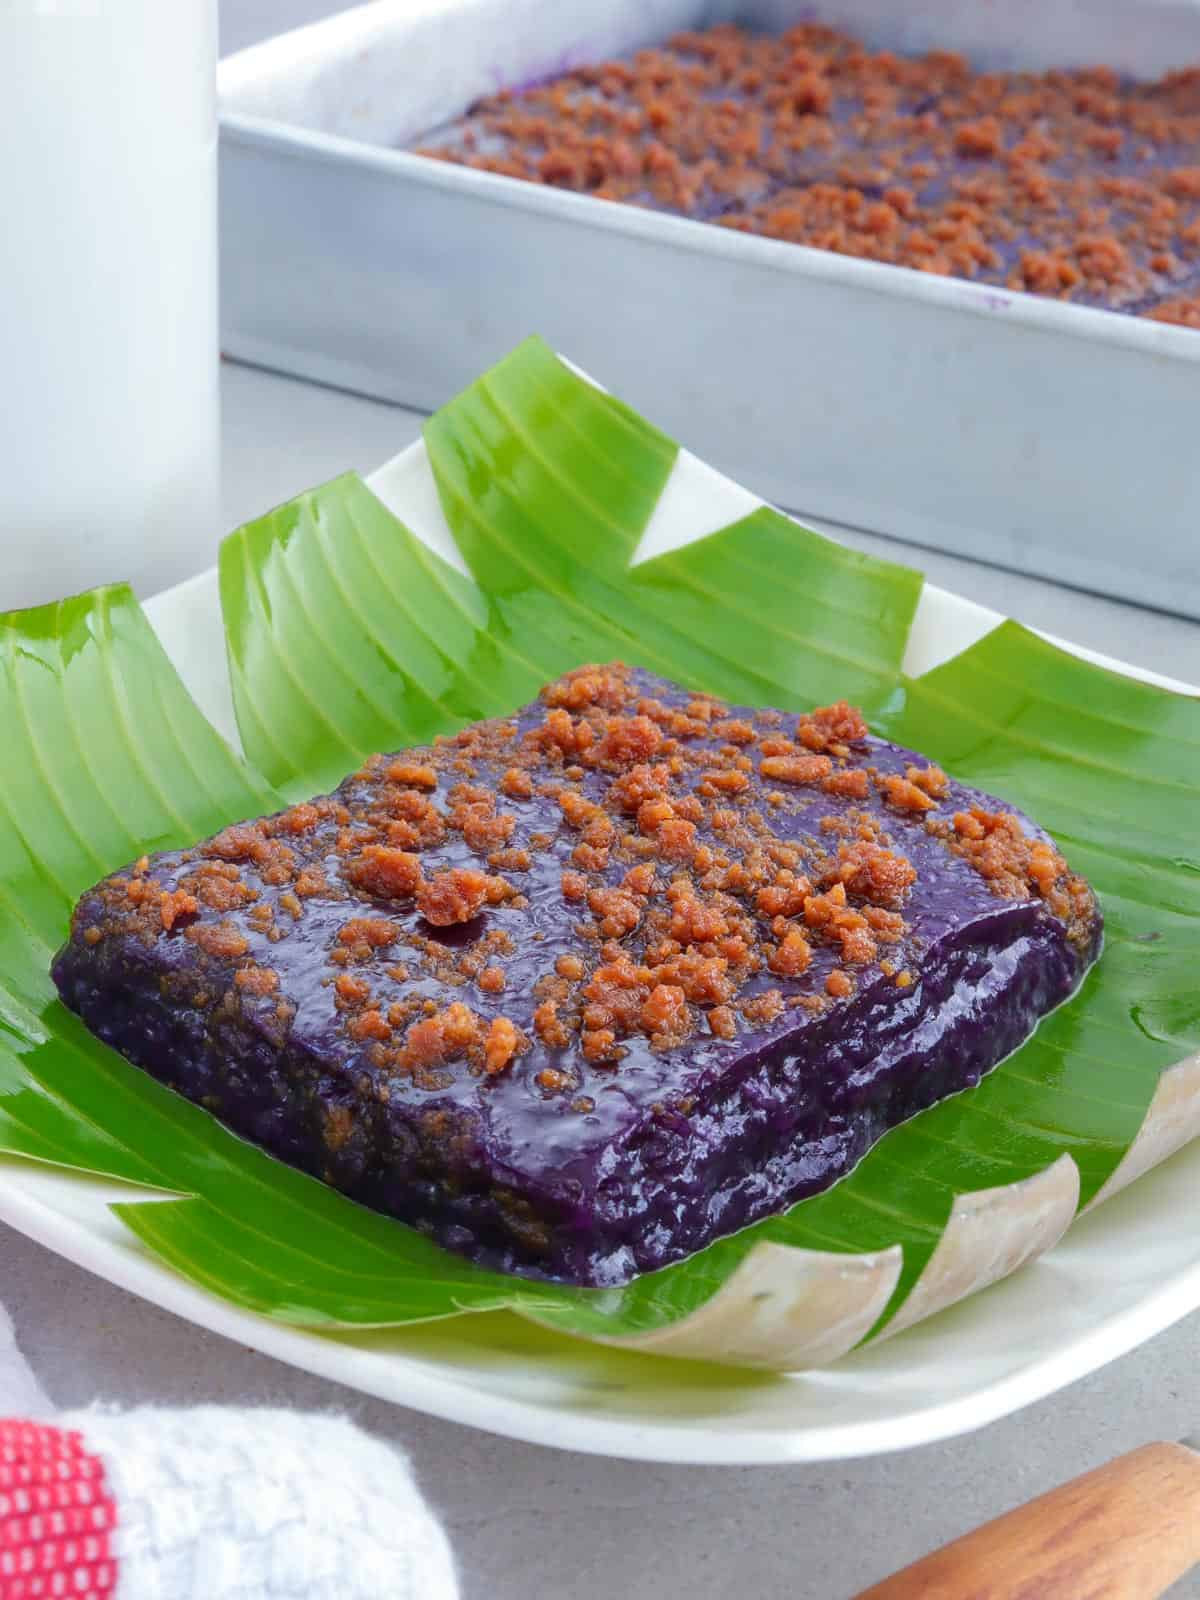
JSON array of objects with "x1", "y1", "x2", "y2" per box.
[{"x1": 0, "y1": 1420, "x2": 117, "y2": 1599}]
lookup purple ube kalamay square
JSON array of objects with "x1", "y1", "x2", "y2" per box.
[{"x1": 52, "y1": 665, "x2": 1101, "y2": 1288}]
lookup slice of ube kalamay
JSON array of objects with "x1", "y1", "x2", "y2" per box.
[{"x1": 53, "y1": 665, "x2": 1101, "y2": 1288}]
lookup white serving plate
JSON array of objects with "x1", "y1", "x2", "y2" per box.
[
  {"x1": 217, "y1": 0, "x2": 1200, "y2": 619},
  {"x1": 1, "y1": 432, "x2": 1196, "y2": 1464}
]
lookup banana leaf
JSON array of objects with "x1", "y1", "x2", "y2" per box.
[{"x1": 2, "y1": 338, "x2": 1197, "y2": 1367}]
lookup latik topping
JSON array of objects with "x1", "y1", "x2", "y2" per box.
[{"x1": 80, "y1": 661, "x2": 1098, "y2": 1094}]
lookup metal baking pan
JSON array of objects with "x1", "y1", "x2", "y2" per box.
[{"x1": 218, "y1": 0, "x2": 1200, "y2": 618}]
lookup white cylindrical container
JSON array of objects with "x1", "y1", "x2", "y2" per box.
[{"x1": 2, "y1": 0, "x2": 219, "y2": 610}]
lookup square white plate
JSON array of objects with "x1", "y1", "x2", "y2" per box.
[{"x1": 1, "y1": 432, "x2": 1196, "y2": 1464}]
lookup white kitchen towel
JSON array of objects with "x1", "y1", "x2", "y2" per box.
[
  {"x1": 61, "y1": 1405, "x2": 460, "y2": 1600},
  {"x1": 0, "y1": 1304, "x2": 458, "y2": 1598}
]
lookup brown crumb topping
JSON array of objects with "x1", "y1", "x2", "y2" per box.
[
  {"x1": 823, "y1": 840, "x2": 916, "y2": 909},
  {"x1": 77, "y1": 661, "x2": 1098, "y2": 1112},
  {"x1": 386, "y1": 762, "x2": 438, "y2": 789},
  {"x1": 929, "y1": 806, "x2": 1098, "y2": 950},
  {"x1": 417, "y1": 868, "x2": 489, "y2": 926},
  {"x1": 484, "y1": 1015, "x2": 527, "y2": 1074},
  {"x1": 339, "y1": 917, "x2": 397, "y2": 951},
  {"x1": 346, "y1": 845, "x2": 422, "y2": 901},
  {"x1": 881, "y1": 773, "x2": 938, "y2": 813},
  {"x1": 761, "y1": 753, "x2": 833, "y2": 785},
  {"x1": 907, "y1": 764, "x2": 949, "y2": 799},
  {"x1": 159, "y1": 888, "x2": 198, "y2": 931},
  {"x1": 234, "y1": 963, "x2": 279, "y2": 996},
  {"x1": 418, "y1": 24, "x2": 1200, "y2": 325},
  {"x1": 768, "y1": 927, "x2": 814, "y2": 976}
]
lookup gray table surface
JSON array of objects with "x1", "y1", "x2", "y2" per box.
[{"x1": 7, "y1": 7, "x2": 1200, "y2": 1598}]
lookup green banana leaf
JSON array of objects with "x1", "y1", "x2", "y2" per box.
[{"x1": 1, "y1": 336, "x2": 1197, "y2": 1353}]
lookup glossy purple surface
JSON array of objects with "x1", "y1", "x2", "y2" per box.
[{"x1": 52, "y1": 671, "x2": 1100, "y2": 1287}]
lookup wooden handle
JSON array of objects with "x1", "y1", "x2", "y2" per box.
[{"x1": 854, "y1": 1442, "x2": 1200, "y2": 1600}]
